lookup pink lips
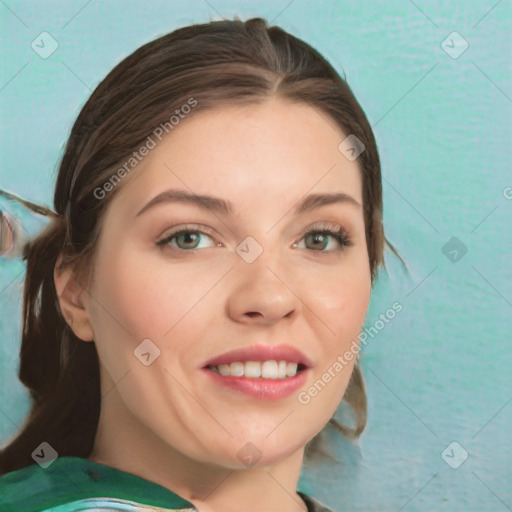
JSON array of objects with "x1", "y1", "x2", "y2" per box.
[
  {"x1": 201, "y1": 344, "x2": 312, "y2": 401},
  {"x1": 202, "y1": 344, "x2": 312, "y2": 368}
]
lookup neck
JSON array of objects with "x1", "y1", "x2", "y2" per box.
[{"x1": 89, "y1": 373, "x2": 308, "y2": 512}]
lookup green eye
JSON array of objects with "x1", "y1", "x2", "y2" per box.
[
  {"x1": 157, "y1": 229, "x2": 216, "y2": 250},
  {"x1": 156, "y1": 225, "x2": 351, "y2": 253},
  {"x1": 299, "y1": 228, "x2": 351, "y2": 251}
]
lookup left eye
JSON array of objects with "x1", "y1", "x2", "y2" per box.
[{"x1": 296, "y1": 228, "x2": 351, "y2": 252}]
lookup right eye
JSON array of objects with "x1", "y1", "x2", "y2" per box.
[{"x1": 156, "y1": 225, "x2": 219, "y2": 251}]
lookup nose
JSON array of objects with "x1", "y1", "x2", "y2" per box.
[{"x1": 225, "y1": 248, "x2": 301, "y2": 325}]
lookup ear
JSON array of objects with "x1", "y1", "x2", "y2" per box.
[{"x1": 54, "y1": 254, "x2": 95, "y2": 342}]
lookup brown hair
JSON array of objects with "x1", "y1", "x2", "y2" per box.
[{"x1": 0, "y1": 16, "x2": 386, "y2": 474}]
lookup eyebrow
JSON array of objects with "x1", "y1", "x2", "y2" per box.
[{"x1": 135, "y1": 189, "x2": 361, "y2": 217}]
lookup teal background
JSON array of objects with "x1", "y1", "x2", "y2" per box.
[{"x1": 1, "y1": 1, "x2": 511, "y2": 510}]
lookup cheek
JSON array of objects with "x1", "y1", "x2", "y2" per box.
[
  {"x1": 307, "y1": 260, "x2": 372, "y2": 343},
  {"x1": 301, "y1": 268, "x2": 371, "y2": 418},
  {"x1": 88, "y1": 245, "x2": 225, "y2": 364}
]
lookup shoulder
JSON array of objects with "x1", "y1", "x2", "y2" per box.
[
  {"x1": 0, "y1": 456, "x2": 193, "y2": 512},
  {"x1": 1, "y1": 457, "x2": 338, "y2": 512},
  {"x1": 298, "y1": 491, "x2": 339, "y2": 512},
  {"x1": 0, "y1": 456, "x2": 72, "y2": 512}
]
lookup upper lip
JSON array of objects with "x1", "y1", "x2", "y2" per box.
[{"x1": 202, "y1": 344, "x2": 312, "y2": 368}]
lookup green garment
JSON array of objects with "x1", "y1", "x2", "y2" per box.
[{"x1": 0, "y1": 456, "x2": 336, "y2": 512}]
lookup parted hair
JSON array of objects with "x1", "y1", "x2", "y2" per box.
[{"x1": 0, "y1": 16, "x2": 385, "y2": 474}]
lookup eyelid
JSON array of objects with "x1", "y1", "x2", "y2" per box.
[
  {"x1": 302, "y1": 220, "x2": 346, "y2": 233},
  {"x1": 156, "y1": 223, "x2": 219, "y2": 246},
  {"x1": 298, "y1": 221, "x2": 352, "y2": 248},
  {"x1": 156, "y1": 221, "x2": 352, "y2": 249}
]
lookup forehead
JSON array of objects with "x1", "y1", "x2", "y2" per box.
[{"x1": 108, "y1": 98, "x2": 363, "y2": 216}]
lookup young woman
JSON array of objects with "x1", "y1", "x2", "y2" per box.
[{"x1": 0, "y1": 17, "x2": 387, "y2": 512}]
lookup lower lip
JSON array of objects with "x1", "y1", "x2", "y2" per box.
[{"x1": 202, "y1": 368, "x2": 309, "y2": 400}]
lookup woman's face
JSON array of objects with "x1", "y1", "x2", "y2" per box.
[{"x1": 82, "y1": 97, "x2": 371, "y2": 468}]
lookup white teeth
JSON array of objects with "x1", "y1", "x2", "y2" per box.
[
  {"x1": 261, "y1": 360, "x2": 278, "y2": 379},
  {"x1": 211, "y1": 360, "x2": 302, "y2": 379},
  {"x1": 278, "y1": 360, "x2": 287, "y2": 379},
  {"x1": 286, "y1": 362, "x2": 298, "y2": 377},
  {"x1": 218, "y1": 364, "x2": 230, "y2": 376},
  {"x1": 230, "y1": 362, "x2": 244, "y2": 377},
  {"x1": 244, "y1": 361, "x2": 261, "y2": 378}
]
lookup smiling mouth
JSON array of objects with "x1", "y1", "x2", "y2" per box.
[{"x1": 205, "y1": 360, "x2": 308, "y2": 379}]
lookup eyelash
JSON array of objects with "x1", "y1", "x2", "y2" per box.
[{"x1": 156, "y1": 222, "x2": 352, "y2": 253}]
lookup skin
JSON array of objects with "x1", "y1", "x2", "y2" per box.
[{"x1": 55, "y1": 97, "x2": 372, "y2": 512}]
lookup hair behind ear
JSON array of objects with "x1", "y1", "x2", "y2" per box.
[
  {"x1": 0, "y1": 219, "x2": 101, "y2": 474},
  {"x1": 19, "y1": 220, "x2": 66, "y2": 397},
  {"x1": 303, "y1": 362, "x2": 367, "y2": 463},
  {"x1": 329, "y1": 362, "x2": 367, "y2": 440}
]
